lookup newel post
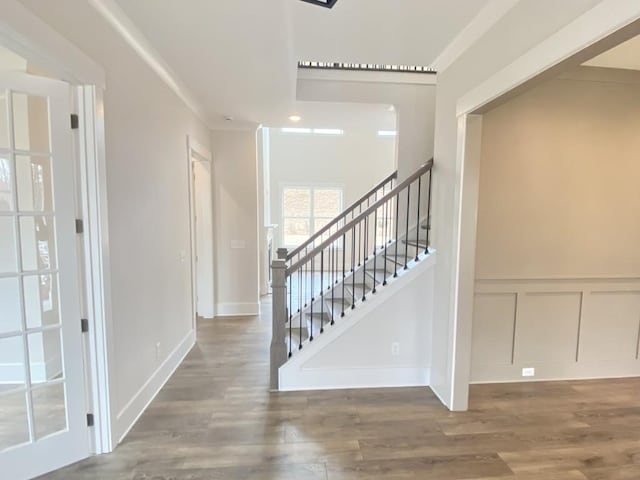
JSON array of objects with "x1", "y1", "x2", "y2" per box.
[{"x1": 270, "y1": 258, "x2": 287, "y2": 391}]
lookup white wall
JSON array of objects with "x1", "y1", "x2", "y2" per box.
[
  {"x1": 296, "y1": 74, "x2": 436, "y2": 181},
  {"x1": 211, "y1": 129, "x2": 260, "y2": 316},
  {"x1": 471, "y1": 69, "x2": 640, "y2": 383},
  {"x1": 19, "y1": 0, "x2": 211, "y2": 441},
  {"x1": 268, "y1": 127, "x2": 396, "y2": 250}
]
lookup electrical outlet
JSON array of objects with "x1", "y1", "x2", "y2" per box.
[
  {"x1": 522, "y1": 367, "x2": 535, "y2": 377},
  {"x1": 391, "y1": 342, "x2": 400, "y2": 357},
  {"x1": 155, "y1": 342, "x2": 161, "y2": 360}
]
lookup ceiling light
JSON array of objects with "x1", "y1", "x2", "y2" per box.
[
  {"x1": 288, "y1": 115, "x2": 302, "y2": 122},
  {"x1": 378, "y1": 130, "x2": 397, "y2": 137}
]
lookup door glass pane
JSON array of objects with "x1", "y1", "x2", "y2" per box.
[
  {"x1": 0, "y1": 216, "x2": 17, "y2": 273},
  {"x1": 32, "y1": 383, "x2": 66, "y2": 439},
  {"x1": 0, "y1": 155, "x2": 12, "y2": 211},
  {"x1": 27, "y1": 330, "x2": 63, "y2": 384},
  {"x1": 12, "y1": 93, "x2": 50, "y2": 153},
  {"x1": 24, "y1": 274, "x2": 59, "y2": 329},
  {"x1": 0, "y1": 390, "x2": 30, "y2": 450},
  {"x1": 16, "y1": 155, "x2": 53, "y2": 212},
  {"x1": 0, "y1": 336, "x2": 26, "y2": 386},
  {"x1": 0, "y1": 277, "x2": 21, "y2": 334},
  {"x1": 19, "y1": 215, "x2": 56, "y2": 271},
  {"x1": 0, "y1": 91, "x2": 8, "y2": 149},
  {"x1": 314, "y1": 189, "x2": 341, "y2": 217},
  {"x1": 283, "y1": 188, "x2": 310, "y2": 217}
]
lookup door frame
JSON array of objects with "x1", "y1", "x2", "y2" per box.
[
  {"x1": 186, "y1": 135, "x2": 213, "y2": 330},
  {"x1": 1, "y1": 1, "x2": 115, "y2": 454}
]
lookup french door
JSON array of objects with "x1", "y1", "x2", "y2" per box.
[{"x1": 0, "y1": 73, "x2": 90, "y2": 479}]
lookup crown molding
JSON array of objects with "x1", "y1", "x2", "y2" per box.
[{"x1": 88, "y1": 0, "x2": 209, "y2": 125}]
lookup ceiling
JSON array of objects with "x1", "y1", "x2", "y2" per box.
[
  {"x1": 274, "y1": 101, "x2": 396, "y2": 131},
  {"x1": 583, "y1": 34, "x2": 640, "y2": 71},
  {"x1": 108, "y1": 0, "x2": 490, "y2": 128}
]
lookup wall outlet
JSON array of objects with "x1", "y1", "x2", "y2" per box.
[
  {"x1": 391, "y1": 342, "x2": 400, "y2": 357},
  {"x1": 522, "y1": 367, "x2": 535, "y2": 377},
  {"x1": 155, "y1": 342, "x2": 161, "y2": 360}
]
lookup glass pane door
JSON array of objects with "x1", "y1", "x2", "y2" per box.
[{"x1": 0, "y1": 73, "x2": 89, "y2": 479}]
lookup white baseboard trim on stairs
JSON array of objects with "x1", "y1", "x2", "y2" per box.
[
  {"x1": 279, "y1": 366, "x2": 431, "y2": 391},
  {"x1": 215, "y1": 302, "x2": 260, "y2": 316},
  {"x1": 115, "y1": 329, "x2": 195, "y2": 443}
]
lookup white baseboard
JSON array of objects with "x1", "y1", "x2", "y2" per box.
[
  {"x1": 279, "y1": 366, "x2": 430, "y2": 391},
  {"x1": 0, "y1": 356, "x2": 62, "y2": 384},
  {"x1": 114, "y1": 329, "x2": 195, "y2": 443},
  {"x1": 215, "y1": 302, "x2": 259, "y2": 316}
]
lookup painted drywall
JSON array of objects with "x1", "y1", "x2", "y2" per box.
[
  {"x1": 211, "y1": 129, "x2": 260, "y2": 316},
  {"x1": 268, "y1": 127, "x2": 396, "y2": 251},
  {"x1": 296, "y1": 76, "x2": 436, "y2": 182},
  {"x1": 471, "y1": 71, "x2": 640, "y2": 382},
  {"x1": 280, "y1": 253, "x2": 435, "y2": 391},
  {"x1": 19, "y1": 0, "x2": 211, "y2": 441},
  {"x1": 430, "y1": 0, "x2": 610, "y2": 410}
]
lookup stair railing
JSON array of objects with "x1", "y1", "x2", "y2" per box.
[
  {"x1": 270, "y1": 160, "x2": 433, "y2": 390},
  {"x1": 286, "y1": 171, "x2": 397, "y2": 266}
]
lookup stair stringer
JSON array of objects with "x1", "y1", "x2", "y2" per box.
[{"x1": 279, "y1": 250, "x2": 436, "y2": 391}]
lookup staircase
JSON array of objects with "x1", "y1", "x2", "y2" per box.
[{"x1": 270, "y1": 160, "x2": 434, "y2": 390}]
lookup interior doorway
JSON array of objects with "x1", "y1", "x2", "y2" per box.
[
  {"x1": 0, "y1": 69, "x2": 90, "y2": 479},
  {"x1": 188, "y1": 137, "x2": 214, "y2": 320}
]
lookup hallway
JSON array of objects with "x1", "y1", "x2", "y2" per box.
[{"x1": 40, "y1": 298, "x2": 640, "y2": 480}]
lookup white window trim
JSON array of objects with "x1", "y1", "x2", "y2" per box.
[{"x1": 280, "y1": 184, "x2": 344, "y2": 248}]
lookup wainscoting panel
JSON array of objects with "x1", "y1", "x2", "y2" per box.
[
  {"x1": 471, "y1": 293, "x2": 517, "y2": 367},
  {"x1": 471, "y1": 278, "x2": 640, "y2": 383},
  {"x1": 579, "y1": 291, "x2": 640, "y2": 363}
]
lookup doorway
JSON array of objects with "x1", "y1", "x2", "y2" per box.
[
  {"x1": 0, "y1": 71, "x2": 91, "y2": 479},
  {"x1": 188, "y1": 137, "x2": 214, "y2": 320}
]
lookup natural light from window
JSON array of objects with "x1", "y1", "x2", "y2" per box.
[{"x1": 282, "y1": 186, "x2": 342, "y2": 246}]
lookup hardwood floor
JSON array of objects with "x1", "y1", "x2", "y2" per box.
[{"x1": 39, "y1": 298, "x2": 640, "y2": 479}]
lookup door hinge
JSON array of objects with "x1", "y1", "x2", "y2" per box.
[
  {"x1": 75, "y1": 219, "x2": 84, "y2": 234},
  {"x1": 86, "y1": 413, "x2": 95, "y2": 427},
  {"x1": 70, "y1": 114, "x2": 79, "y2": 130},
  {"x1": 81, "y1": 318, "x2": 89, "y2": 333}
]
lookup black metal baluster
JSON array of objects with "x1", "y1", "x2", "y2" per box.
[
  {"x1": 362, "y1": 215, "x2": 368, "y2": 302},
  {"x1": 310, "y1": 256, "x2": 314, "y2": 341},
  {"x1": 351, "y1": 226, "x2": 356, "y2": 309},
  {"x1": 288, "y1": 275, "x2": 292, "y2": 357},
  {"x1": 331, "y1": 244, "x2": 335, "y2": 325},
  {"x1": 341, "y1": 233, "x2": 346, "y2": 318},
  {"x1": 320, "y1": 250, "x2": 324, "y2": 334},
  {"x1": 394, "y1": 193, "x2": 400, "y2": 278},
  {"x1": 357, "y1": 205, "x2": 362, "y2": 267},
  {"x1": 415, "y1": 176, "x2": 422, "y2": 262},
  {"x1": 383, "y1": 199, "x2": 389, "y2": 286},
  {"x1": 426, "y1": 169, "x2": 432, "y2": 254},
  {"x1": 404, "y1": 184, "x2": 411, "y2": 270},
  {"x1": 372, "y1": 207, "x2": 378, "y2": 294},
  {"x1": 298, "y1": 269, "x2": 302, "y2": 349}
]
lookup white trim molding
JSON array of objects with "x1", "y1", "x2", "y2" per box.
[
  {"x1": 0, "y1": 0, "x2": 105, "y2": 87},
  {"x1": 457, "y1": 0, "x2": 640, "y2": 116},
  {"x1": 88, "y1": 0, "x2": 208, "y2": 124},
  {"x1": 115, "y1": 330, "x2": 195, "y2": 442},
  {"x1": 431, "y1": 0, "x2": 520, "y2": 73}
]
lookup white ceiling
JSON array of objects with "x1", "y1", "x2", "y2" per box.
[
  {"x1": 583, "y1": 34, "x2": 640, "y2": 71},
  {"x1": 106, "y1": 0, "x2": 491, "y2": 128}
]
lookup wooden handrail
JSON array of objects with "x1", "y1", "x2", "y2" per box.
[
  {"x1": 286, "y1": 170, "x2": 398, "y2": 260},
  {"x1": 287, "y1": 160, "x2": 433, "y2": 276}
]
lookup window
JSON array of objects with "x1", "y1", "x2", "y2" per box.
[{"x1": 282, "y1": 186, "x2": 342, "y2": 246}]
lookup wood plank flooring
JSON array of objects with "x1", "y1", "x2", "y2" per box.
[{"x1": 39, "y1": 298, "x2": 640, "y2": 479}]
